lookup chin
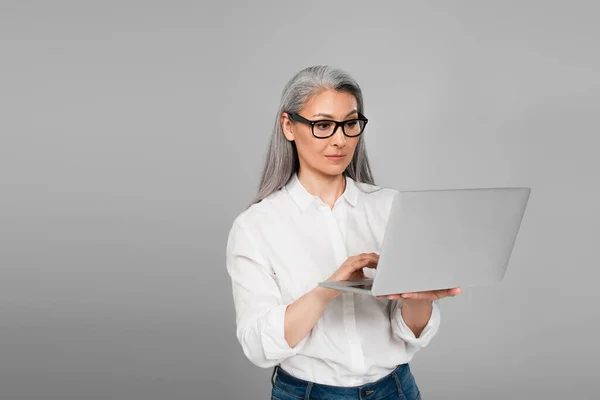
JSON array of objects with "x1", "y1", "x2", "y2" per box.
[{"x1": 319, "y1": 164, "x2": 350, "y2": 177}]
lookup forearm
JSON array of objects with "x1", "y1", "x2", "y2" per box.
[
  {"x1": 400, "y1": 299, "x2": 433, "y2": 338},
  {"x1": 284, "y1": 286, "x2": 334, "y2": 348}
]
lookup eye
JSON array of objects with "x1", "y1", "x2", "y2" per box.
[
  {"x1": 315, "y1": 122, "x2": 332, "y2": 130},
  {"x1": 344, "y1": 121, "x2": 358, "y2": 128}
]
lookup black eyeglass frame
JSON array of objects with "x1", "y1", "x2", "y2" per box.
[{"x1": 286, "y1": 112, "x2": 369, "y2": 139}]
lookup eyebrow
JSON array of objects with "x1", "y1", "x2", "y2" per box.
[{"x1": 311, "y1": 110, "x2": 358, "y2": 119}]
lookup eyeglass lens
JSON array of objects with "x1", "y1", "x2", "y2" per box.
[{"x1": 313, "y1": 119, "x2": 365, "y2": 137}]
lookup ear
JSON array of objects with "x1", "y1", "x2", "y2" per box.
[{"x1": 280, "y1": 112, "x2": 295, "y2": 142}]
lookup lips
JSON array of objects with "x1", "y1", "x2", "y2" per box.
[{"x1": 325, "y1": 154, "x2": 346, "y2": 162}]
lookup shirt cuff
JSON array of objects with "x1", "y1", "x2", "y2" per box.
[
  {"x1": 391, "y1": 300, "x2": 441, "y2": 347},
  {"x1": 260, "y1": 304, "x2": 308, "y2": 360}
]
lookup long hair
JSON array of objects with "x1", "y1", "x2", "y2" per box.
[{"x1": 251, "y1": 65, "x2": 375, "y2": 205}]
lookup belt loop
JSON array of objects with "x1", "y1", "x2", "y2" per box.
[
  {"x1": 271, "y1": 365, "x2": 279, "y2": 386},
  {"x1": 304, "y1": 382, "x2": 313, "y2": 399},
  {"x1": 392, "y1": 369, "x2": 405, "y2": 399}
]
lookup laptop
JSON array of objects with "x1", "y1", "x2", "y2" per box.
[{"x1": 318, "y1": 187, "x2": 531, "y2": 296}]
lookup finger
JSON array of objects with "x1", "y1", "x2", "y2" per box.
[
  {"x1": 350, "y1": 257, "x2": 377, "y2": 271},
  {"x1": 349, "y1": 259, "x2": 364, "y2": 271},
  {"x1": 436, "y1": 288, "x2": 461, "y2": 297},
  {"x1": 365, "y1": 254, "x2": 380, "y2": 266},
  {"x1": 359, "y1": 252, "x2": 378, "y2": 257},
  {"x1": 358, "y1": 253, "x2": 379, "y2": 263},
  {"x1": 449, "y1": 287, "x2": 462, "y2": 296},
  {"x1": 402, "y1": 289, "x2": 458, "y2": 300},
  {"x1": 345, "y1": 260, "x2": 365, "y2": 275},
  {"x1": 376, "y1": 294, "x2": 401, "y2": 300},
  {"x1": 401, "y1": 291, "x2": 436, "y2": 300}
]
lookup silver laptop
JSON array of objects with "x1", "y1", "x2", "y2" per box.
[{"x1": 318, "y1": 187, "x2": 531, "y2": 296}]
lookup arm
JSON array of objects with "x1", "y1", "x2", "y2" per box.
[
  {"x1": 390, "y1": 298, "x2": 441, "y2": 349},
  {"x1": 284, "y1": 286, "x2": 335, "y2": 347},
  {"x1": 226, "y1": 221, "x2": 303, "y2": 368},
  {"x1": 399, "y1": 299, "x2": 435, "y2": 338},
  {"x1": 227, "y1": 224, "x2": 378, "y2": 366},
  {"x1": 226, "y1": 221, "x2": 339, "y2": 367},
  {"x1": 285, "y1": 253, "x2": 379, "y2": 347},
  {"x1": 389, "y1": 288, "x2": 460, "y2": 347}
]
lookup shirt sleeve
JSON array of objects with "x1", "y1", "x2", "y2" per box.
[
  {"x1": 225, "y1": 219, "x2": 308, "y2": 368},
  {"x1": 390, "y1": 299, "x2": 441, "y2": 351}
]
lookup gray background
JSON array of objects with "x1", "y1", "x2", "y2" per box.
[{"x1": 1, "y1": 1, "x2": 598, "y2": 399}]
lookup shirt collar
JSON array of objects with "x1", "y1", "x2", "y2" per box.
[{"x1": 285, "y1": 173, "x2": 358, "y2": 211}]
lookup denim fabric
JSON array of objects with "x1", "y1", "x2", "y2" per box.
[{"x1": 271, "y1": 364, "x2": 421, "y2": 400}]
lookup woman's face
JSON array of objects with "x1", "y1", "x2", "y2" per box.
[{"x1": 281, "y1": 89, "x2": 362, "y2": 178}]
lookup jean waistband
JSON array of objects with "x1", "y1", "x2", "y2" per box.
[{"x1": 272, "y1": 364, "x2": 410, "y2": 399}]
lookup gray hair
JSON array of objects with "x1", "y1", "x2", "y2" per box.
[{"x1": 251, "y1": 65, "x2": 376, "y2": 205}]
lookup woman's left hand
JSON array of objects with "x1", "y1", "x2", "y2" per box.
[{"x1": 377, "y1": 287, "x2": 462, "y2": 301}]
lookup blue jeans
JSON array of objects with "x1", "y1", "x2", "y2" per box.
[{"x1": 271, "y1": 364, "x2": 422, "y2": 400}]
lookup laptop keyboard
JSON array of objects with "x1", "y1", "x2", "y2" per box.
[{"x1": 349, "y1": 284, "x2": 373, "y2": 290}]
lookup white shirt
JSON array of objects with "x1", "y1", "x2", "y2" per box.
[{"x1": 225, "y1": 173, "x2": 441, "y2": 386}]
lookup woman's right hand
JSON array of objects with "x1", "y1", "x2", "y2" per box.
[
  {"x1": 319, "y1": 253, "x2": 379, "y2": 299},
  {"x1": 286, "y1": 253, "x2": 380, "y2": 347}
]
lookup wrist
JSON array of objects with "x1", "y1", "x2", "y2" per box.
[
  {"x1": 313, "y1": 286, "x2": 338, "y2": 304},
  {"x1": 400, "y1": 298, "x2": 433, "y2": 310}
]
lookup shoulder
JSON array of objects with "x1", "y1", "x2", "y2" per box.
[
  {"x1": 226, "y1": 188, "x2": 290, "y2": 261},
  {"x1": 352, "y1": 180, "x2": 398, "y2": 225},
  {"x1": 354, "y1": 180, "x2": 398, "y2": 204},
  {"x1": 232, "y1": 189, "x2": 287, "y2": 228}
]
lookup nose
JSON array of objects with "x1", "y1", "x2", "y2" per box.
[{"x1": 329, "y1": 124, "x2": 346, "y2": 147}]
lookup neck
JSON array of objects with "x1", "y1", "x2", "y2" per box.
[{"x1": 297, "y1": 167, "x2": 346, "y2": 208}]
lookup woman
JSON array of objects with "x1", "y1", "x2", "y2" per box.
[{"x1": 225, "y1": 65, "x2": 461, "y2": 400}]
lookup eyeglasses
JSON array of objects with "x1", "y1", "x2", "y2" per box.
[{"x1": 287, "y1": 112, "x2": 368, "y2": 139}]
